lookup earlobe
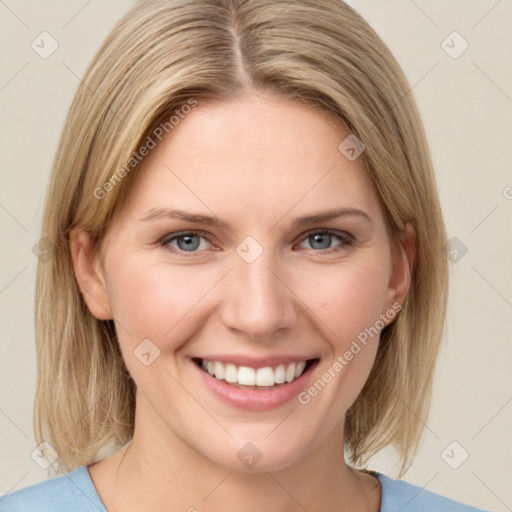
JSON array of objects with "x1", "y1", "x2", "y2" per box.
[{"x1": 69, "y1": 228, "x2": 113, "y2": 320}]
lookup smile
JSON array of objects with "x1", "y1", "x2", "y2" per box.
[
  {"x1": 191, "y1": 355, "x2": 320, "y2": 410},
  {"x1": 195, "y1": 357, "x2": 315, "y2": 388}
]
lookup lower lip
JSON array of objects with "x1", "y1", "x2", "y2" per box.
[{"x1": 192, "y1": 359, "x2": 318, "y2": 411}]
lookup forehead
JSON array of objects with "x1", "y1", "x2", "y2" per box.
[{"x1": 120, "y1": 93, "x2": 383, "y2": 223}]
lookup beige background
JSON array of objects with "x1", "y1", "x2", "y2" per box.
[{"x1": 1, "y1": 1, "x2": 511, "y2": 509}]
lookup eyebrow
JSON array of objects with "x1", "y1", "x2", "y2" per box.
[{"x1": 139, "y1": 207, "x2": 372, "y2": 229}]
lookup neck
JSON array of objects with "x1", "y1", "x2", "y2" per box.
[{"x1": 91, "y1": 394, "x2": 378, "y2": 512}]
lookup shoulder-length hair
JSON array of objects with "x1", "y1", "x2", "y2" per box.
[{"x1": 34, "y1": 0, "x2": 449, "y2": 476}]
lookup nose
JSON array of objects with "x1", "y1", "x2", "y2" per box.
[{"x1": 219, "y1": 249, "x2": 298, "y2": 341}]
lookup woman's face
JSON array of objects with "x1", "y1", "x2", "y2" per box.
[{"x1": 73, "y1": 92, "x2": 411, "y2": 472}]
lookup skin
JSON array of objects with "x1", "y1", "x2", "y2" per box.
[{"x1": 70, "y1": 91, "x2": 414, "y2": 512}]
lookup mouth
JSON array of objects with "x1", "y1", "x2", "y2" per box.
[
  {"x1": 191, "y1": 356, "x2": 319, "y2": 411},
  {"x1": 192, "y1": 357, "x2": 317, "y2": 390}
]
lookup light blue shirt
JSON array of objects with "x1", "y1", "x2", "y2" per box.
[{"x1": 0, "y1": 466, "x2": 491, "y2": 511}]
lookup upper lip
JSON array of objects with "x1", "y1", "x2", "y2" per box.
[{"x1": 192, "y1": 354, "x2": 319, "y2": 369}]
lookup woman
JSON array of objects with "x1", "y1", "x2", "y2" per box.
[{"x1": 1, "y1": 0, "x2": 491, "y2": 510}]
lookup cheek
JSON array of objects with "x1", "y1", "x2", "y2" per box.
[
  {"x1": 296, "y1": 255, "x2": 391, "y2": 347},
  {"x1": 274, "y1": 256, "x2": 391, "y2": 428},
  {"x1": 294, "y1": 258, "x2": 390, "y2": 414},
  {"x1": 105, "y1": 258, "x2": 216, "y2": 350}
]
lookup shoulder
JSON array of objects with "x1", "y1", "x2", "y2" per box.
[
  {"x1": 376, "y1": 472, "x2": 493, "y2": 512},
  {"x1": 0, "y1": 466, "x2": 106, "y2": 512}
]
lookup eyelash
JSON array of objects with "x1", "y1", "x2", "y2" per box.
[{"x1": 159, "y1": 229, "x2": 354, "y2": 256}]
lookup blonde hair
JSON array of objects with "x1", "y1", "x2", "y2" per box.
[{"x1": 34, "y1": 0, "x2": 449, "y2": 476}]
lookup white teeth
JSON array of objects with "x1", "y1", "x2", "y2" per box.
[
  {"x1": 295, "y1": 361, "x2": 306, "y2": 378},
  {"x1": 214, "y1": 361, "x2": 225, "y2": 380},
  {"x1": 198, "y1": 359, "x2": 311, "y2": 387},
  {"x1": 256, "y1": 367, "x2": 275, "y2": 386},
  {"x1": 285, "y1": 363, "x2": 296, "y2": 383},
  {"x1": 238, "y1": 366, "x2": 256, "y2": 386},
  {"x1": 274, "y1": 364, "x2": 286, "y2": 384},
  {"x1": 225, "y1": 363, "x2": 238, "y2": 383}
]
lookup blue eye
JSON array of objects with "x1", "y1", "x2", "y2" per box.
[
  {"x1": 160, "y1": 231, "x2": 211, "y2": 253},
  {"x1": 299, "y1": 230, "x2": 353, "y2": 252},
  {"x1": 159, "y1": 229, "x2": 353, "y2": 255}
]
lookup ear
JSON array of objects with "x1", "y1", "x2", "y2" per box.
[
  {"x1": 383, "y1": 222, "x2": 415, "y2": 316},
  {"x1": 69, "y1": 228, "x2": 113, "y2": 320}
]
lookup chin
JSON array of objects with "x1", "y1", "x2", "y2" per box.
[{"x1": 196, "y1": 429, "x2": 315, "y2": 474}]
